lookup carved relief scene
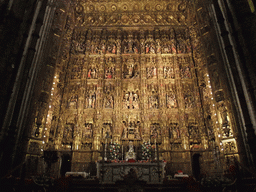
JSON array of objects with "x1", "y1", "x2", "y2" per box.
[
  {"x1": 105, "y1": 57, "x2": 116, "y2": 79},
  {"x1": 63, "y1": 124, "x2": 74, "y2": 144},
  {"x1": 161, "y1": 29, "x2": 177, "y2": 54},
  {"x1": 71, "y1": 29, "x2": 86, "y2": 54},
  {"x1": 122, "y1": 90, "x2": 139, "y2": 110},
  {"x1": 169, "y1": 123, "x2": 180, "y2": 141},
  {"x1": 82, "y1": 123, "x2": 93, "y2": 140},
  {"x1": 106, "y1": 37, "x2": 117, "y2": 54},
  {"x1": 85, "y1": 84, "x2": 97, "y2": 109},
  {"x1": 146, "y1": 57, "x2": 157, "y2": 79},
  {"x1": 183, "y1": 84, "x2": 195, "y2": 109},
  {"x1": 122, "y1": 57, "x2": 139, "y2": 79},
  {"x1": 87, "y1": 58, "x2": 99, "y2": 79},
  {"x1": 102, "y1": 123, "x2": 113, "y2": 139},
  {"x1": 122, "y1": 120, "x2": 141, "y2": 140},
  {"x1": 103, "y1": 83, "x2": 115, "y2": 109},
  {"x1": 166, "y1": 84, "x2": 178, "y2": 109},
  {"x1": 188, "y1": 122, "x2": 200, "y2": 141},
  {"x1": 148, "y1": 83, "x2": 159, "y2": 109},
  {"x1": 66, "y1": 83, "x2": 81, "y2": 109},
  {"x1": 70, "y1": 57, "x2": 83, "y2": 80}
]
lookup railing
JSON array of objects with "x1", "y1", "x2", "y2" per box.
[
  {"x1": 1, "y1": 160, "x2": 27, "y2": 180},
  {"x1": 222, "y1": 158, "x2": 256, "y2": 192},
  {"x1": 235, "y1": 160, "x2": 256, "y2": 179}
]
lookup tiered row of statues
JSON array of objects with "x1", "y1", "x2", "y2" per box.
[
  {"x1": 72, "y1": 29, "x2": 191, "y2": 55},
  {"x1": 59, "y1": 120, "x2": 203, "y2": 146},
  {"x1": 72, "y1": 63, "x2": 193, "y2": 80},
  {"x1": 48, "y1": 28, "x2": 227, "y2": 156}
]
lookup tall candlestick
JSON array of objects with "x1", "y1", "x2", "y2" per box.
[
  {"x1": 97, "y1": 137, "x2": 98, "y2": 150},
  {"x1": 105, "y1": 139, "x2": 107, "y2": 161},
  {"x1": 122, "y1": 145, "x2": 123, "y2": 160},
  {"x1": 155, "y1": 139, "x2": 157, "y2": 160}
]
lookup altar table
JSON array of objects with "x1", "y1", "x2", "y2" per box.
[
  {"x1": 96, "y1": 162, "x2": 166, "y2": 184},
  {"x1": 174, "y1": 174, "x2": 189, "y2": 179},
  {"x1": 65, "y1": 172, "x2": 88, "y2": 178}
]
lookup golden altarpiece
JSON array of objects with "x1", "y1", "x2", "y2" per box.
[{"x1": 27, "y1": 0, "x2": 239, "y2": 177}]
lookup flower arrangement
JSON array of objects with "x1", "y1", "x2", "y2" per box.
[
  {"x1": 141, "y1": 141, "x2": 152, "y2": 160},
  {"x1": 109, "y1": 142, "x2": 121, "y2": 160}
]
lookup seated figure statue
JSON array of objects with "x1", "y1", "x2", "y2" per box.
[{"x1": 125, "y1": 141, "x2": 136, "y2": 161}]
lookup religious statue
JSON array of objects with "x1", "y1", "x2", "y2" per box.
[
  {"x1": 112, "y1": 44, "x2": 117, "y2": 54},
  {"x1": 63, "y1": 124, "x2": 74, "y2": 143},
  {"x1": 169, "y1": 124, "x2": 180, "y2": 139},
  {"x1": 88, "y1": 68, "x2": 98, "y2": 79},
  {"x1": 134, "y1": 127, "x2": 141, "y2": 139},
  {"x1": 133, "y1": 45, "x2": 139, "y2": 54},
  {"x1": 123, "y1": 92, "x2": 130, "y2": 109},
  {"x1": 123, "y1": 63, "x2": 139, "y2": 79},
  {"x1": 184, "y1": 92, "x2": 194, "y2": 109},
  {"x1": 122, "y1": 126, "x2": 128, "y2": 139},
  {"x1": 149, "y1": 95, "x2": 159, "y2": 109},
  {"x1": 220, "y1": 104, "x2": 229, "y2": 125},
  {"x1": 145, "y1": 44, "x2": 150, "y2": 54},
  {"x1": 123, "y1": 41, "x2": 129, "y2": 53},
  {"x1": 164, "y1": 67, "x2": 175, "y2": 79},
  {"x1": 82, "y1": 123, "x2": 93, "y2": 139},
  {"x1": 188, "y1": 123, "x2": 199, "y2": 139},
  {"x1": 105, "y1": 95, "x2": 114, "y2": 108},
  {"x1": 101, "y1": 42, "x2": 106, "y2": 54},
  {"x1": 177, "y1": 40, "x2": 186, "y2": 53},
  {"x1": 105, "y1": 66, "x2": 115, "y2": 79},
  {"x1": 167, "y1": 91, "x2": 178, "y2": 108},
  {"x1": 150, "y1": 124, "x2": 160, "y2": 139},
  {"x1": 87, "y1": 92, "x2": 96, "y2": 108},
  {"x1": 123, "y1": 91, "x2": 139, "y2": 109},
  {"x1": 133, "y1": 92, "x2": 139, "y2": 109},
  {"x1": 162, "y1": 43, "x2": 171, "y2": 54},
  {"x1": 103, "y1": 123, "x2": 112, "y2": 139},
  {"x1": 68, "y1": 94, "x2": 78, "y2": 109},
  {"x1": 125, "y1": 141, "x2": 136, "y2": 160},
  {"x1": 181, "y1": 66, "x2": 191, "y2": 79},
  {"x1": 150, "y1": 43, "x2": 156, "y2": 54},
  {"x1": 157, "y1": 42, "x2": 161, "y2": 53},
  {"x1": 170, "y1": 40, "x2": 177, "y2": 53},
  {"x1": 145, "y1": 42, "x2": 156, "y2": 54},
  {"x1": 146, "y1": 66, "x2": 157, "y2": 79}
]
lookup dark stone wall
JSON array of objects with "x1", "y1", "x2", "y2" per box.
[
  {"x1": 214, "y1": 0, "x2": 256, "y2": 167},
  {"x1": 0, "y1": 0, "x2": 49, "y2": 178}
]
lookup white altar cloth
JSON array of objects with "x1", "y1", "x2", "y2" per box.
[
  {"x1": 96, "y1": 162, "x2": 165, "y2": 184},
  {"x1": 174, "y1": 174, "x2": 189, "y2": 178},
  {"x1": 65, "y1": 172, "x2": 88, "y2": 178}
]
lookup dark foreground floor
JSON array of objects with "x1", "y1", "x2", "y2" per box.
[{"x1": 1, "y1": 175, "x2": 255, "y2": 192}]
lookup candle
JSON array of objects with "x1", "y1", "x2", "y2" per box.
[
  {"x1": 122, "y1": 145, "x2": 123, "y2": 160},
  {"x1": 155, "y1": 139, "x2": 157, "y2": 160}
]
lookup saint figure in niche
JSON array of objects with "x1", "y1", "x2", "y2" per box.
[
  {"x1": 83, "y1": 123, "x2": 93, "y2": 138},
  {"x1": 105, "y1": 95, "x2": 114, "y2": 108},
  {"x1": 87, "y1": 92, "x2": 96, "y2": 108},
  {"x1": 167, "y1": 91, "x2": 177, "y2": 108}
]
